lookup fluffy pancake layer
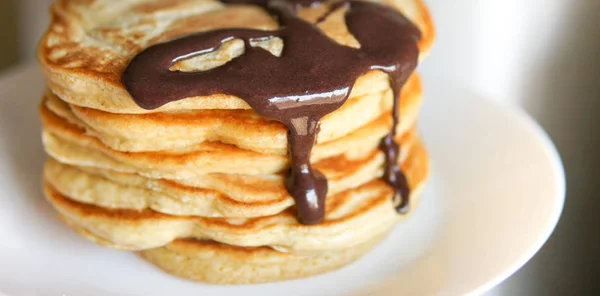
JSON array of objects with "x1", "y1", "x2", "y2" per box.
[
  {"x1": 60, "y1": 215, "x2": 389, "y2": 284},
  {"x1": 45, "y1": 74, "x2": 422, "y2": 154},
  {"x1": 43, "y1": 135, "x2": 428, "y2": 252},
  {"x1": 38, "y1": 0, "x2": 434, "y2": 114},
  {"x1": 41, "y1": 79, "x2": 424, "y2": 219},
  {"x1": 43, "y1": 130, "x2": 417, "y2": 218},
  {"x1": 40, "y1": 74, "x2": 422, "y2": 177},
  {"x1": 139, "y1": 232, "x2": 388, "y2": 284}
]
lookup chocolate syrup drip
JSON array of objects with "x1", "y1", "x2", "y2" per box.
[{"x1": 122, "y1": 0, "x2": 421, "y2": 224}]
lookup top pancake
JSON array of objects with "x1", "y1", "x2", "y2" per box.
[{"x1": 38, "y1": 0, "x2": 435, "y2": 113}]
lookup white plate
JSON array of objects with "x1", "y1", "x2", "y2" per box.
[{"x1": 0, "y1": 66, "x2": 564, "y2": 296}]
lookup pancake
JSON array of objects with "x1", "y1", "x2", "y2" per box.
[
  {"x1": 59, "y1": 214, "x2": 389, "y2": 284},
  {"x1": 44, "y1": 129, "x2": 417, "y2": 218},
  {"x1": 38, "y1": 0, "x2": 434, "y2": 113},
  {"x1": 40, "y1": 88, "x2": 421, "y2": 177},
  {"x1": 43, "y1": 137, "x2": 429, "y2": 252},
  {"x1": 137, "y1": 237, "x2": 386, "y2": 284},
  {"x1": 45, "y1": 73, "x2": 422, "y2": 154},
  {"x1": 138, "y1": 235, "x2": 387, "y2": 285}
]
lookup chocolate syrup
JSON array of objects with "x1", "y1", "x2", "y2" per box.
[{"x1": 122, "y1": 0, "x2": 421, "y2": 224}]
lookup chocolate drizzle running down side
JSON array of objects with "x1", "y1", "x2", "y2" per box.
[{"x1": 122, "y1": 0, "x2": 421, "y2": 225}]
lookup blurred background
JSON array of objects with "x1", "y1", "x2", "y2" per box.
[{"x1": 0, "y1": 0, "x2": 598, "y2": 295}]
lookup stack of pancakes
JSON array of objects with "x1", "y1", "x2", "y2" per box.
[{"x1": 38, "y1": 0, "x2": 435, "y2": 284}]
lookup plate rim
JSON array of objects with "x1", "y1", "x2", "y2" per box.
[{"x1": 458, "y1": 91, "x2": 566, "y2": 296}]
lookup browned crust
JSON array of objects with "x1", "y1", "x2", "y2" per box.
[
  {"x1": 137, "y1": 232, "x2": 387, "y2": 284},
  {"x1": 44, "y1": 135, "x2": 428, "y2": 229},
  {"x1": 416, "y1": 0, "x2": 436, "y2": 54},
  {"x1": 37, "y1": 0, "x2": 434, "y2": 96}
]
